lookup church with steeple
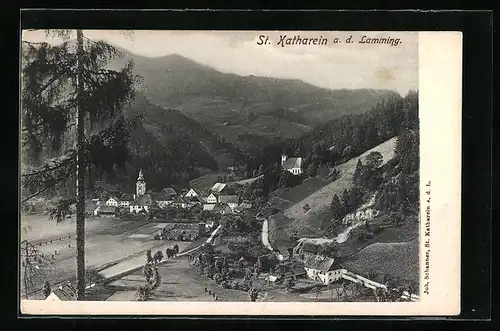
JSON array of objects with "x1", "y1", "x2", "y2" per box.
[{"x1": 129, "y1": 169, "x2": 152, "y2": 214}]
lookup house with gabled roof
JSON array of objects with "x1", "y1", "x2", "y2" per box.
[
  {"x1": 105, "y1": 196, "x2": 121, "y2": 207},
  {"x1": 119, "y1": 194, "x2": 134, "y2": 208},
  {"x1": 206, "y1": 193, "x2": 219, "y2": 204},
  {"x1": 234, "y1": 201, "x2": 253, "y2": 213},
  {"x1": 97, "y1": 205, "x2": 117, "y2": 217},
  {"x1": 185, "y1": 188, "x2": 200, "y2": 198},
  {"x1": 162, "y1": 187, "x2": 177, "y2": 198},
  {"x1": 213, "y1": 203, "x2": 233, "y2": 215},
  {"x1": 211, "y1": 182, "x2": 232, "y2": 194},
  {"x1": 185, "y1": 194, "x2": 203, "y2": 206},
  {"x1": 203, "y1": 204, "x2": 216, "y2": 212},
  {"x1": 218, "y1": 195, "x2": 240, "y2": 210},
  {"x1": 150, "y1": 192, "x2": 174, "y2": 209},
  {"x1": 129, "y1": 194, "x2": 152, "y2": 213},
  {"x1": 303, "y1": 254, "x2": 343, "y2": 285},
  {"x1": 45, "y1": 283, "x2": 76, "y2": 301},
  {"x1": 171, "y1": 195, "x2": 188, "y2": 209},
  {"x1": 281, "y1": 154, "x2": 303, "y2": 175}
]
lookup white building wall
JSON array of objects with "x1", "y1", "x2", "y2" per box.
[
  {"x1": 185, "y1": 189, "x2": 198, "y2": 197},
  {"x1": 286, "y1": 167, "x2": 302, "y2": 175},
  {"x1": 207, "y1": 194, "x2": 218, "y2": 204},
  {"x1": 106, "y1": 198, "x2": 118, "y2": 206},
  {"x1": 129, "y1": 205, "x2": 149, "y2": 213},
  {"x1": 305, "y1": 267, "x2": 344, "y2": 285}
]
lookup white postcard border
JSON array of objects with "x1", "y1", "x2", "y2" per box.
[{"x1": 20, "y1": 31, "x2": 462, "y2": 316}]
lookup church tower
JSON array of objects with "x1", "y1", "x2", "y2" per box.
[
  {"x1": 136, "y1": 169, "x2": 146, "y2": 197},
  {"x1": 281, "y1": 154, "x2": 288, "y2": 166}
]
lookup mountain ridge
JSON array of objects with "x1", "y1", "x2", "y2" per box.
[{"x1": 106, "y1": 46, "x2": 399, "y2": 152}]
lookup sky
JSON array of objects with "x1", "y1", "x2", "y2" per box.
[{"x1": 22, "y1": 30, "x2": 418, "y2": 95}]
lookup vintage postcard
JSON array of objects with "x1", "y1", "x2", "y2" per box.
[{"x1": 19, "y1": 30, "x2": 461, "y2": 316}]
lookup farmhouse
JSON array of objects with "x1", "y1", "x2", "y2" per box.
[
  {"x1": 119, "y1": 194, "x2": 134, "y2": 208},
  {"x1": 211, "y1": 182, "x2": 233, "y2": 194},
  {"x1": 97, "y1": 205, "x2": 117, "y2": 217},
  {"x1": 129, "y1": 194, "x2": 152, "y2": 213},
  {"x1": 171, "y1": 195, "x2": 188, "y2": 209},
  {"x1": 203, "y1": 204, "x2": 216, "y2": 212},
  {"x1": 45, "y1": 283, "x2": 76, "y2": 301},
  {"x1": 268, "y1": 262, "x2": 307, "y2": 282},
  {"x1": 150, "y1": 192, "x2": 173, "y2": 209},
  {"x1": 234, "y1": 201, "x2": 252, "y2": 213},
  {"x1": 213, "y1": 203, "x2": 233, "y2": 215},
  {"x1": 281, "y1": 154, "x2": 303, "y2": 175},
  {"x1": 303, "y1": 254, "x2": 343, "y2": 285},
  {"x1": 105, "y1": 196, "x2": 120, "y2": 207},
  {"x1": 185, "y1": 194, "x2": 203, "y2": 206},
  {"x1": 185, "y1": 188, "x2": 200, "y2": 198},
  {"x1": 162, "y1": 187, "x2": 177, "y2": 198},
  {"x1": 206, "y1": 193, "x2": 218, "y2": 204},
  {"x1": 218, "y1": 195, "x2": 240, "y2": 210}
]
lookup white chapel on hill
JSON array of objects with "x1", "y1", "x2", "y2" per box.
[{"x1": 281, "y1": 154, "x2": 303, "y2": 175}]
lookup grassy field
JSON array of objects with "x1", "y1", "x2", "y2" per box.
[
  {"x1": 341, "y1": 238, "x2": 419, "y2": 284},
  {"x1": 105, "y1": 255, "x2": 323, "y2": 302},
  {"x1": 278, "y1": 178, "x2": 328, "y2": 207},
  {"x1": 20, "y1": 213, "x2": 137, "y2": 243},
  {"x1": 283, "y1": 137, "x2": 397, "y2": 234},
  {"x1": 20, "y1": 216, "x2": 185, "y2": 299},
  {"x1": 228, "y1": 175, "x2": 263, "y2": 186},
  {"x1": 106, "y1": 257, "x2": 248, "y2": 301},
  {"x1": 189, "y1": 171, "x2": 225, "y2": 191}
]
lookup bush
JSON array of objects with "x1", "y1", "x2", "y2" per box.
[
  {"x1": 213, "y1": 272, "x2": 224, "y2": 284},
  {"x1": 203, "y1": 266, "x2": 214, "y2": 279},
  {"x1": 135, "y1": 284, "x2": 152, "y2": 301},
  {"x1": 153, "y1": 250, "x2": 164, "y2": 263}
]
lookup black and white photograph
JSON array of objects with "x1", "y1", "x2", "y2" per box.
[{"x1": 19, "y1": 29, "x2": 461, "y2": 314}]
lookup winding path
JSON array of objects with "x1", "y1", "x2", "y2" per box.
[{"x1": 260, "y1": 218, "x2": 273, "y2": 251}]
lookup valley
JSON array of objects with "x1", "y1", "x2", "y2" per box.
[{"x1": 21, "y1": 37, "x2": 420, "y2": 303}]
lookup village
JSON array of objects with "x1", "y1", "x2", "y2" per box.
[
  {"x1": 19, "y1": 28, "x2": 425, "y2": 309},
  {"x1": 31, "y1": 153, "x2": 419, "y2": 303}
]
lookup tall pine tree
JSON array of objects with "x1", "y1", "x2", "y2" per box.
[
  {"x1": 21, "y1": 30, "x2": 138, "y2": 300},
  {"x1": 330, "y1": 194, "x2": 345, "y2": 221}
]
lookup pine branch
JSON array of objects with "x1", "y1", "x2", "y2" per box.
[
  {"x1": 21, "y1": 185, "x2": 53, "y2": 204},
  {"x1": 33, "y1": 63, "x2": 76, "y2": 99},
  {"x1": 22, "y1": 155, "x2": 75, "y2": 178},
  {"x1": 21, "y1": 40, "x2": 47, "y2": 46}
]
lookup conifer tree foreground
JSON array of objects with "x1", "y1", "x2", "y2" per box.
[{"x1": 21, "y1": 30, "x2": 138, "y2": 300}]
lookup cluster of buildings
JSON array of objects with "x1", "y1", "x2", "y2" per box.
[{"x1": 93, "y1": 169, "x2": 254, "y2": 218}]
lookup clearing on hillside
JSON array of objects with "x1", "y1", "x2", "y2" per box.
[
  {"x1": 341, "y1": 239, "x2": 419, "y2": 284},
  {"x1": 228, "y1": 174, "x2": 263, "y2": 186},
  {"x1": 284, "y1": 137, "x2": 398, "y2": 232},
  {"x1": 189, "y1": 171, "x2": 225, "y2": 191},
  {"x1": 274, "y1": 178, "x2": 328, "y2": 210}
]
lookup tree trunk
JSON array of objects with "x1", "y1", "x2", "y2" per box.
[{"x1": 75, "y1": 29, "x2": 86, "y2": 300}]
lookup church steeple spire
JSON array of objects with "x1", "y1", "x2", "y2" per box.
[{"x1": 136, "y1": 169, "x2": 146, "y2": 196}]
